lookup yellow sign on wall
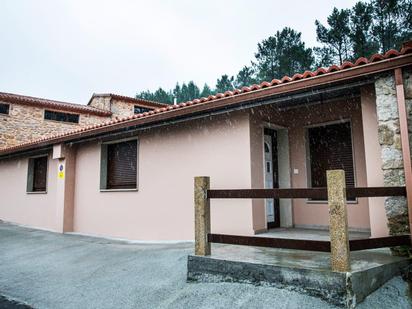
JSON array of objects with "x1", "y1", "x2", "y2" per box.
[{"x1": 58, "y1": 164, "x2": 65, "y2": 179}]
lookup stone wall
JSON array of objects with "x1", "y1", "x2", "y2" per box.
[
  {"x1": 88, "y1": 96, "x2": 140, "y2": 119},
  {"x1": 0, "y1": 104, "x2": 109, "y2": 149},
  {"x1": 375, "y1": 69, "x2": 412, "y2": 238},
  {"x1": 110, "y1": 99, "x2": 135, "y2": 118},
  {"x1": 88, "y1": 96, "x2": 111, "y2": 113}
]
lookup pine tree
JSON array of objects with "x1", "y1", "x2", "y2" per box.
[
  {"x1": 215, "y1": 75, "x2": 234, "y2": 93},
  {"x1": 350, "y1": 1, "x2": 379, "y2": 58},
  {"x1": 254, "y1": 27, "x2": 313, "y2": 81},
  {"x1": 187, "y1": 81, "x2": 200, "y2": 100},
  {"x1": 200, "y1": 84, "x2": 213, "y2": 98},
  {"x1": 371, "y1": 0, "x2": 404, "y2": 52},
  {"x1": 313, "y1": 47, "x2": 335, "y2": 67},
  {"x1": 235, "y1": 66, "x2": 256, "y2": 88},
  {"x1": 315, "y1": 8, "x2": 352, "y2": 64},
  {"x1": 153, "y1": 88, "x2": 173, "y2": 104}
]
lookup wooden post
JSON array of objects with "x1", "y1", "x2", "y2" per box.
[
  {"x1": 327, "y1": 170, "x2": 351, "y2": 272},
  {"x1": 394, "y1": 68, "x2": 412, "y2": 240},
  {"x1": 194, "y1": 176, "x2": 211, "y2": 256}
]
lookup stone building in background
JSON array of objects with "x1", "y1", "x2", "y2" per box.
[{"x1": 0, "y1": 92, "x2": 167, "y2": 149}]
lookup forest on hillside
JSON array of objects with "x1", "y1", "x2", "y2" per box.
[{"x1": 136, "y1": 0, "x2": 412, "y2": 104}]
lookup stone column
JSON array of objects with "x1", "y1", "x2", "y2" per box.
[
  {"x1": 327, "y1": 170, "x2": 350, "y2": 272},
  {"x1": 374, "y1": 71, "x2": 411, "y2": 243},
  {"x1": 194, "y1": 176, "x2": 211, "y2": 256},
  {"x1": 53, "y1": 143, "x2": 77, "y2": 233}
]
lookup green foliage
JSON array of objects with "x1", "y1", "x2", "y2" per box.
[
  {"x1": 137, "y1": 0, "x2": 412, "y2": 104},
  {"x1": 215, "y1": 74, "x2": 234, "y2": 93},
  {"x1": 350, "y1": 1, "x2": 379, "y2": 59},
  {"x1": 254, "y1": 27, "x2": 314, "y2": 81},
  {"x1": 137, "y1": 88, "x2": 173, "y2": 104},
  {"x1": 371, "y1": 0, "x2": 410, "y2": 52},
  {"x1": 235, "y1": 66, "x2": 256, "y2": 88},
  {"x1": 315, "y1": 8, "x2": 352, "y2": 64},
  {"x1": 200, "y1": 84, "x2": 213, "y2": 98}
]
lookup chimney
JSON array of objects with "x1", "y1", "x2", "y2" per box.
[{"x1": 173, "y1": 97, "x2": 177, "y2": 105}]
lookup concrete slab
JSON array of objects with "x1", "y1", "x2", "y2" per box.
[
  {"x1": 187, "y1": 244, "x2": 411, "y2": 308},
  {"x1": 1, "y1": 222, "x2": 411, "y2": 309}
]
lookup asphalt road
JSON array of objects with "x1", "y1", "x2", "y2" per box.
[{"x1": 0, "y1": 222, "x2": 410, "y2": 309}]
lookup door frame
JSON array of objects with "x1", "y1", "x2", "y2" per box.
[{"x1": 264, "y1": 127, "x2": 280, "y2": 229}]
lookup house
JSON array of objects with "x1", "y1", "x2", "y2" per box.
[
  {"x1": 0, "y1": 92, "x2": 166, "y2": 149},
  {"x1": 0, "y1": 42, "x2": 411, "y2": 242}
]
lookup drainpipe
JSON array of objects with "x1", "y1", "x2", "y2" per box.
[{"x1": 394, "y1": 67, "x2": 412, "y2": 239}]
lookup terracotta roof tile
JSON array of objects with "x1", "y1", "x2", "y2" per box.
[
  {"x1": 0, "y1": 92, "x2": 112, "y2": 117},
  {"x1": 1, "y1": 45, "x2": 412, "y2": 155}
]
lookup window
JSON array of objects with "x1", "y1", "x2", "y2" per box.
[
  {"x1": 0, "y1": 103, "x2": 9, "y2": 115},
  {"x1": 27, "y1": 156, "x2": 48, "y2": 192},
  {"x1": 134, "y1": 106, "x2": 151, "y2": 114},
  {"x1": 308, "y1": 122, "x2": 355, "y2": 200},
  {"x1": 44, "y1": 110, "x2": 79, "y2": 123},
  {"x1": 100, "y1": 140, "x2": 138, "y2": 190}
]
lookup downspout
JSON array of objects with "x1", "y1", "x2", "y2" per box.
[{"x1": 394, "y1": 68, "x2": 412, "y2": 239}]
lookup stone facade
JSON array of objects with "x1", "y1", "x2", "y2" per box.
[
  {"x1": 0, "y1": 94, "x2": 164, "y2": 150},
  {"x1": 375, "y1": 69, "x2": 412, "y2": 240},
  {"x1": 88, "y1": 94, "x2": 164, "y2": 119},
  {"x1": 0, "y1": 104, "x2": 109, "y2": 149}
]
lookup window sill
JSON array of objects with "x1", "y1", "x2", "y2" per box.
[
  {"x1": 100, "y1": 188, "x2": 138, "y2": 192},
  {"x1": 26, "y1": 191, "x2": 47, "y2": 195}
]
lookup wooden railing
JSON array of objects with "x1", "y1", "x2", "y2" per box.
[{"x1": 194, "y1": 170, "x2": 410, "y2": 272}]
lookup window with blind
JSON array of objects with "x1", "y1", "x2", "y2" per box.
[
  {"x1": 27, "y1": 156, "x2": 48, "y2": 192},
  {"x1": 100, "y1": 140, "x2": 138, "y2": 190},
  {"x1": 308, "y1": 122, "x2": 355, "y2": 200}
]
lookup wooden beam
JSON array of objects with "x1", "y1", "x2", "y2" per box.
[
  {"x1": 349, "y1": 235, "x2": 411, "y2": 251},
  {"x1": 208, "y1": 234, "x2": 331, "y2": 252},
  {"x1": 207, "y1": 187, "x2": 406, "y2": 200}
]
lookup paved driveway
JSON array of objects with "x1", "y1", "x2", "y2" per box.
[{"x1": 0, "y1": 222, "x2": 410, "y2": 309}]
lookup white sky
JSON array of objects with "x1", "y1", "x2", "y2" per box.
[{"x1": 0, "y1": 0, "x2": 358, "y2": 104}]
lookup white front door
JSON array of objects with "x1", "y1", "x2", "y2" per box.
[{"x1": 264, "y1": 135, "x2": 274, "y2": 223}]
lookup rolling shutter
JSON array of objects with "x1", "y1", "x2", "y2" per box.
[
  {"x1": 107, "y1": 140, "x2": 137, "y2": 189},
  {"x1": 309, "y1": 122, "x2": 355, "y2": 194},
  {"x1": 32, "y1": 156, "x2": 48, "y2": 192}
]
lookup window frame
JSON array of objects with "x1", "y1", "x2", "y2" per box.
[
  {"x1": 0, "y1": 102, "x2": 10, "y2": 116},
  {"x1": 26, "y1": 154, "x2": 49, "y2": 194},
  {"x1": 99, "y1": 137, "x2": 139, "y2": 192},
  {"x1": 305, "y1": 119, "x2": 357, "y2": 204},
  {"x1": 44, "y1": 110, "x2": 80, "y2": 124},
  {"x1": 134, "y1": 106, "x2": 151, "y2": 114}
]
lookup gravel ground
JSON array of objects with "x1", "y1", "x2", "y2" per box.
[{"x1": 0, "y1": 222, "x2": 410, "y2": 309}]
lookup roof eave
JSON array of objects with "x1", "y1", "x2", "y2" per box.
[{"x1": 1, "y1": 53, "x2": 411, "y2": 159}]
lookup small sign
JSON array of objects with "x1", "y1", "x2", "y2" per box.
[{"x1": 58, "y1": 164, "x2": 65, "y2": 179}]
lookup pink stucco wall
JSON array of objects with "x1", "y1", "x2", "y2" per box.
[
  {"x1": 250, "y1": 97, "x2": 371, "y2": 231},
  {"x1": 0, "y1": 153, "x2": 59, "y2": 231},
  {"x1": 73, "y1": 111, "x2": 255, "y2": 240},
  {"x1": 0, "y1": 93, "x2": 388, "y2": 239}
]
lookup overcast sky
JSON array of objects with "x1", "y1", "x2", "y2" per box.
[{"x1": 0, "y1": 0, "x2": 358, "y2": 104}]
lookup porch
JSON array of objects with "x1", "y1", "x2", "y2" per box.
[
  {"x1": 189, "y1": 175, "x2": 411, "y2": 308},
  {"x1": 188, "y1": 244, "x2": 410, "y2": 307}
]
